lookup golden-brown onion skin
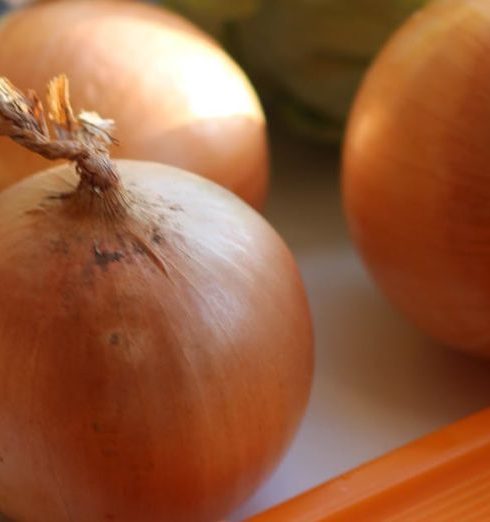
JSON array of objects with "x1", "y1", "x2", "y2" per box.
[
  {"x1": 0, "y1": 161, "x2": 312, "y2": 522},
  {"x1": 0, "y1": 0, "x2": 268, "y2": 208},
  {"x1": 343, "y1": 0, "x2": 490, "y2": 357}
]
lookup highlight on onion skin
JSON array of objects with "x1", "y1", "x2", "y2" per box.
[
  {"x1": 342, "y1": 0, "x2": 490, "y2": 357},
  {"x1": 0, "y1": 0, "x2": 269, "y2": 209},
  {"x1": 0, "y1": 78, "x2": 313, "y2": 521}
]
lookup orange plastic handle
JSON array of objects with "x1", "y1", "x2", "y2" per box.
[{"x1": 246, "y1": 408, "x2": 490, "y2": 521}]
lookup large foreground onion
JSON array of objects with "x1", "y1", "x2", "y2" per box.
[
  {"x1": 343, "y1": 0, "x2": 490, "y2": 357},
  {"x1": 0, "y1": 0, "x2": 268, "y2": 208},
  {"x1": 0, "y1": 78, "x2": 313, "y2": 521}
]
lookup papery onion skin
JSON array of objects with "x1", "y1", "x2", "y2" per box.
[
  {"x1": 0, "y1": 161, "x2": 313, "y2": 522},
  {"x1": 343, "y1": 0, "x2": 490, "y2": 357},
  {"x1": 0, "y1": 0, "x2": 269, "y2": 208}
]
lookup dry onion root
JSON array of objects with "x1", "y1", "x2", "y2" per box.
[{"x1": 0, "y1": 76, "x2": 313, "y2": 522}]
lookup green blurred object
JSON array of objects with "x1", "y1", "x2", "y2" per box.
[{"x1": 162, "y1": 0, "x2": 427, "y2": 143}]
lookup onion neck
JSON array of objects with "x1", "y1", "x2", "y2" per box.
[
  {"x1": 69, "y1": 151, "x2": 128, "y2": 218},
  {"x1": 76, "y1": 150, "x2": 120, "y2": 193}
]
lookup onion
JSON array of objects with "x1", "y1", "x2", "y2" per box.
[
  {"x1": 0, "y1": 0, "x2": 268, "y2": 209},
  {"x1": 343, "y1": 0, "x2": 490, "y2": 357},
  {"x1": 0, "y1": 77, "x2": 313, "y2": 521}
]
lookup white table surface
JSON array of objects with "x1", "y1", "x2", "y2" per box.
[{"x1": 229, "y1": 127, "x2": 490, "y2": 521}]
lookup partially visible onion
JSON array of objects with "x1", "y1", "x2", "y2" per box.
[
  {"x1": 0, "y1": 0, "x2": 268, "y2": 208},
  {"x1": 0, "y1": 77, "x2": 313, "y2": 521},
  {"x1": 343, "y1": 0, "x2": 490, "y2": 357}
]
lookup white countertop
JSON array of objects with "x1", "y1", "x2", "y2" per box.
[{"x1": 230, "y1": 127, "x2": 490, "y2": 521}]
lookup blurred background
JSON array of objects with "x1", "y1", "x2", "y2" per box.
[
  {"x1": 1, "y1": 2, "x2": 490, "y2": 521},
  {"x1": 1, "y1": 0, "x2": 426, "y2": 146}
]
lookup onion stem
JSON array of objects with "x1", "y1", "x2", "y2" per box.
[{"x1": 0, "y1": 75, "x2": 121, "y2": 194}]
